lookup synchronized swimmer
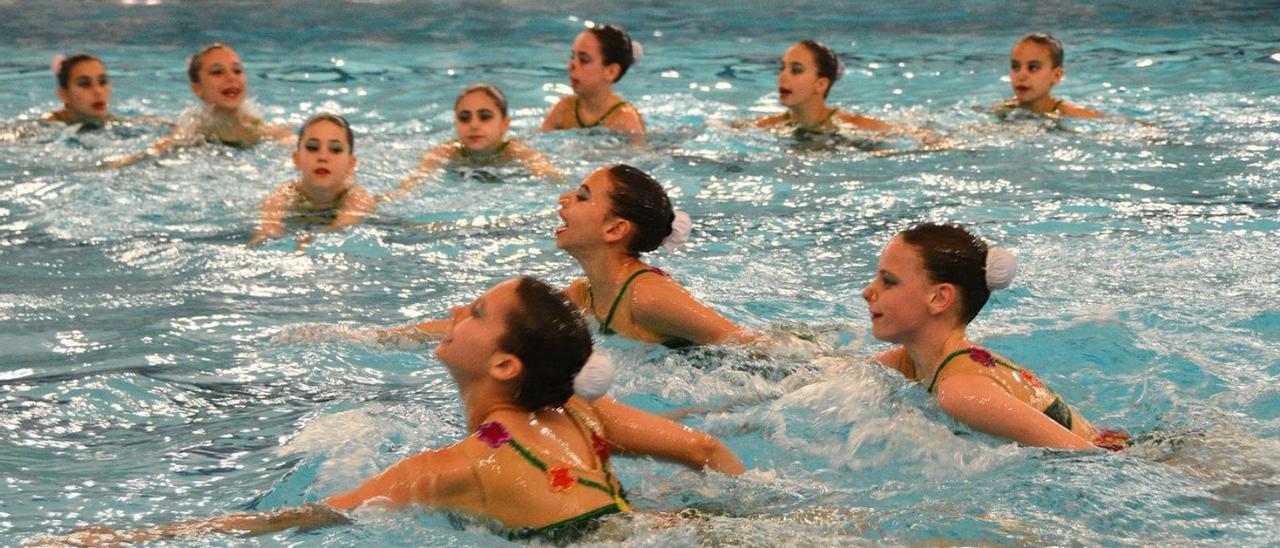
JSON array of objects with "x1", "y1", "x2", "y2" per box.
[{"x1": 32, "y1": 26, "x2": 1141, "y2": 544}]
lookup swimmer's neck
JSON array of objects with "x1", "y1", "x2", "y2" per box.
[
  {"x1": 571, "y1": 248, "x2": 647, "y2": 301},
  {"x1": 788, "y1": 98, "x2": 834, "y2": 127},
  {"x1": 576, "y1": 86, "x2": 618, "y2": 112},
  {"x1": 903, "y1": 327, "x2": 971, "y2": 383},
  {"x1": 54, "y1": 109, "x2": 108, "y2": 127},
  {"x1": 294, "y1": 179, "x2": 350, "y2": 206},
  {"x1": 1017, "y1": 95, "x2": 1059, "y2": 114},
  {"x1": 460, "y1": 384, "x2": 527, "y2": 432}
]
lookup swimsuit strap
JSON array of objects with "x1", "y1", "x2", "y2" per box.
[
  {"x1": 790, "y1": 107, "x2": 839, "y2": 129},
  {"x1": 598, "y1": 269, "x2": 658, "y2": 335},
  {"x1": 475, "y1": 421, "x2": 630, "y2": 510},
  {"x1": 574, "y1": 98, "x2": 629, "y2": 128},
  {"x1": 1051, "y1": 99, "x2": 1065, "y2": 112},
  {"x1": 926, "y1": 348, "x2": 974, "y2": 393}
]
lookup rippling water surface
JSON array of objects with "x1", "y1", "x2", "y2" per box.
[{"x1": 2, "y1": 1, "x2": 1278, "y2": 545}]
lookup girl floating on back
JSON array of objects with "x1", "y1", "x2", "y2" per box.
[
  {"x1": 249, "y1": 113, "x2": 375, "y2": 248},
  {"x1": 376, "y1": 165, "x2": 749, "y2": 348},
  {"x1": 541, "y1": 24, "x2": 646, "y2": 136},
  {"x1": 52, "y1": 277, "x2": 742, "y2": 544},
  {"x1": 862, "y1": 223, "x2": 1129, "y2": 450},
  {"x1": 389, "y1": 83, "x2": 561, "y2": 198},
  {"x1": 110, "y1": 43, "x2": 292, "y2": 168}
]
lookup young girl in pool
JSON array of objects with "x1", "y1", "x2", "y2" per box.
[
  {"x1": 110, "y1": 43, "x2": 292, "y2": 168},
  {"x1": 862, "y1": 223, "x2": 1129, "y2": 450},
  {"x1": 249, "y1": 113, "x2": 375, "y2": 248},
  {"x1": 44, "y1": 53, "x2": 115, "y2": 128},
  {"x1": 389, "y1": 83, "x2": 561, "y2": 198},
  {"x1": 53, "y1": 277, "x2": 743, "y2": 544},
  {"x1": 541, "y1": 24, "x2": 646, "y2": 136},
  {"x1": 379, "y1": 165, "x2": 749, "y2": 348},
  {"x1": 998, "y1": 33, "x2": 1104, "y2": 119},
  {"x1": 754, "y1": 40, "x2": 901, "y2": 134}
]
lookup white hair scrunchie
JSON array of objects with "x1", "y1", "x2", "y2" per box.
[
  {"x1": 573, "y1": 352, "x2": 615, "y2": 401},
  {"x1": 984, "y1": 247, "x2": 1017, "y2": 291},
  {"x1": 50, "y1": 54, "x2": 66, "y2": 77},
  {"x1": 661, "y1": 210, "x2": 692, "y2": 252},
  {"x1": 631, "y1": 39, "x2": 644, "y2": 63}
]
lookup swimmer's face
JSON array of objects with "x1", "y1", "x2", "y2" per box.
[
  {"x1": 778, "y1": 43, "x2": 830, "y2": 107},
  {"x1": 862, "y1": 236, "x2": 939, "y2": 343},
  {"x1": 292, "y1": 119, "x2": 357, "y2": 196},
  {"x1": 556, "y1": 168, "x2": 621, "y2": 252},
  {"x1": 568, "y1": 31, "x2": 620, "y2": 93},
  {"x1": 58, "y1": 59, "x2": 111, "y2": 119},
  {"x1": 455, "y1": 90, "x2": 510, "y2": 152},
  {"x1": 1009, "y1": 40, "x2": 1062, "y2": 105},
  {"x1": 436, "y1": 279, "x2": 521, "y2": 387},
  {"x1": 190, "y1": 47, "x2": 247, "y2": 111}
]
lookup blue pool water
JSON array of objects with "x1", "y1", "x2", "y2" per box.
[{"x1": 2, "y1": 1, "x2": 1278, "y2": 545}]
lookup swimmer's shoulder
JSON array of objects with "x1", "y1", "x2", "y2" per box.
[
  {"x1": 754, "y1": 113, "x2": 789, "y2": 128},
  {"x1": 542, "y1": 96, "x2": 575, "y2": 131},
  {"x1": 339, "y1": 184, "x2": 377, "y2": 214},
  {"x1": 873, "y1": 347, "x2": 917, "y2": 380},
  {"x1": 563, "y1": 277, "x2": 590, "y2": 309},
  {"x1": 604, "y1": 99, "x2": 644, "y2": 133},
  {"x1": 836, "y1": 111, "x2": 895, "y2": 132},
  {"x1": 1056, "y1": 101, "x2": 1105, "y2": 119}
]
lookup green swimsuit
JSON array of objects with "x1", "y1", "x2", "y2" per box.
[
  {"x1": 472, "y1": 406, "x2": 630, "y2": 541},
  {"x1": 589, "y1": 269, "x2": 695, "y2": 349},
  {"x1": 573, "y1": 98, "x2": 632, "y2": 128},
  {"x1": 927, "y1": 347, "x2": 1074, "y2": 430}
]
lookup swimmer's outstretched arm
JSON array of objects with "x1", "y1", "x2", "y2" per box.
[
  {"x1": 507, "y1": 140, "x2": 564, "y2": 182},
  {"x1": 380, "y1": 144, "x2": 453, "y2": 202},
  {"x1": 44, "y1": 505, "x2": 351, "y2": 545},
  {"x1": 933, "y1": 375, "x2": 1095, "y2": 450},
  {"x1": 590, "y1": 396, "x2": 745, "y2": 475},
  {"x1": 106, "y1": 134, "x2": 182, "y2": 169},
  {"x1": 324, "y1": 442, "x2": 483, "y2": 511},
  {"x1": 369, "y1": 318, "x2": 451, "y2": 345},
  {"x1": 45, "y1": 445, "x2": 483, "y2": 544}
]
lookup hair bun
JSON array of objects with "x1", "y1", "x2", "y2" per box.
[
  {"x1": 50, "y1": 54, "x2": 66, "y2": 77},
  {"x1": 573, "y1": 352, "x2": 615, "y2": 401},
  {"x1": 630, "y1": 39, "x2": 644, "y2": 63},
  {"x1": 661, "y1": 210, "x2": 691, "y2": 252},
  {"x1": 985, "y1": 247, "x2": 1017, "y2": 290}
]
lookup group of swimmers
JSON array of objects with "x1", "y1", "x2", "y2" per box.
[{"x1": 39, "y1": 27, "x2": 1131, "y2": 544}]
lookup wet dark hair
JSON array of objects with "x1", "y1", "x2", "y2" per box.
[
  {"x1": 586, "y1": 24, "x2": 637, "y2": 82},
  {"x1": 297, "y1": 113, "x2": 355, "y2": 154},
  {"x1": 1018, "y1": 33, "x2": 1064, "y2": 68},
  {"x1": 605, "y1": 164, "x2": 675, "y2": 256},
  {"x1": 797, "y1": 40, "x2": 841, "y2": 98},
  {"x1": 187, "y1": 43, "x2": 232, "y2": 83},
  {"x1": 55, "y1": 53, "x2": 102, "y2": 89},
  {"x1": 499, "y1": 277, "x2": 593, "y2": 410},
  {"x1": 455, "y1": 83, "x2": 509, "y2": 118},
  {"x1": 898, "y1": 223, "x2": 991, "y2": 324}
]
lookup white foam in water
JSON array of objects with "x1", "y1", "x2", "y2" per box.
[{"x1": 275, "y1": 404, "x2": 412, "y2": 487}]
